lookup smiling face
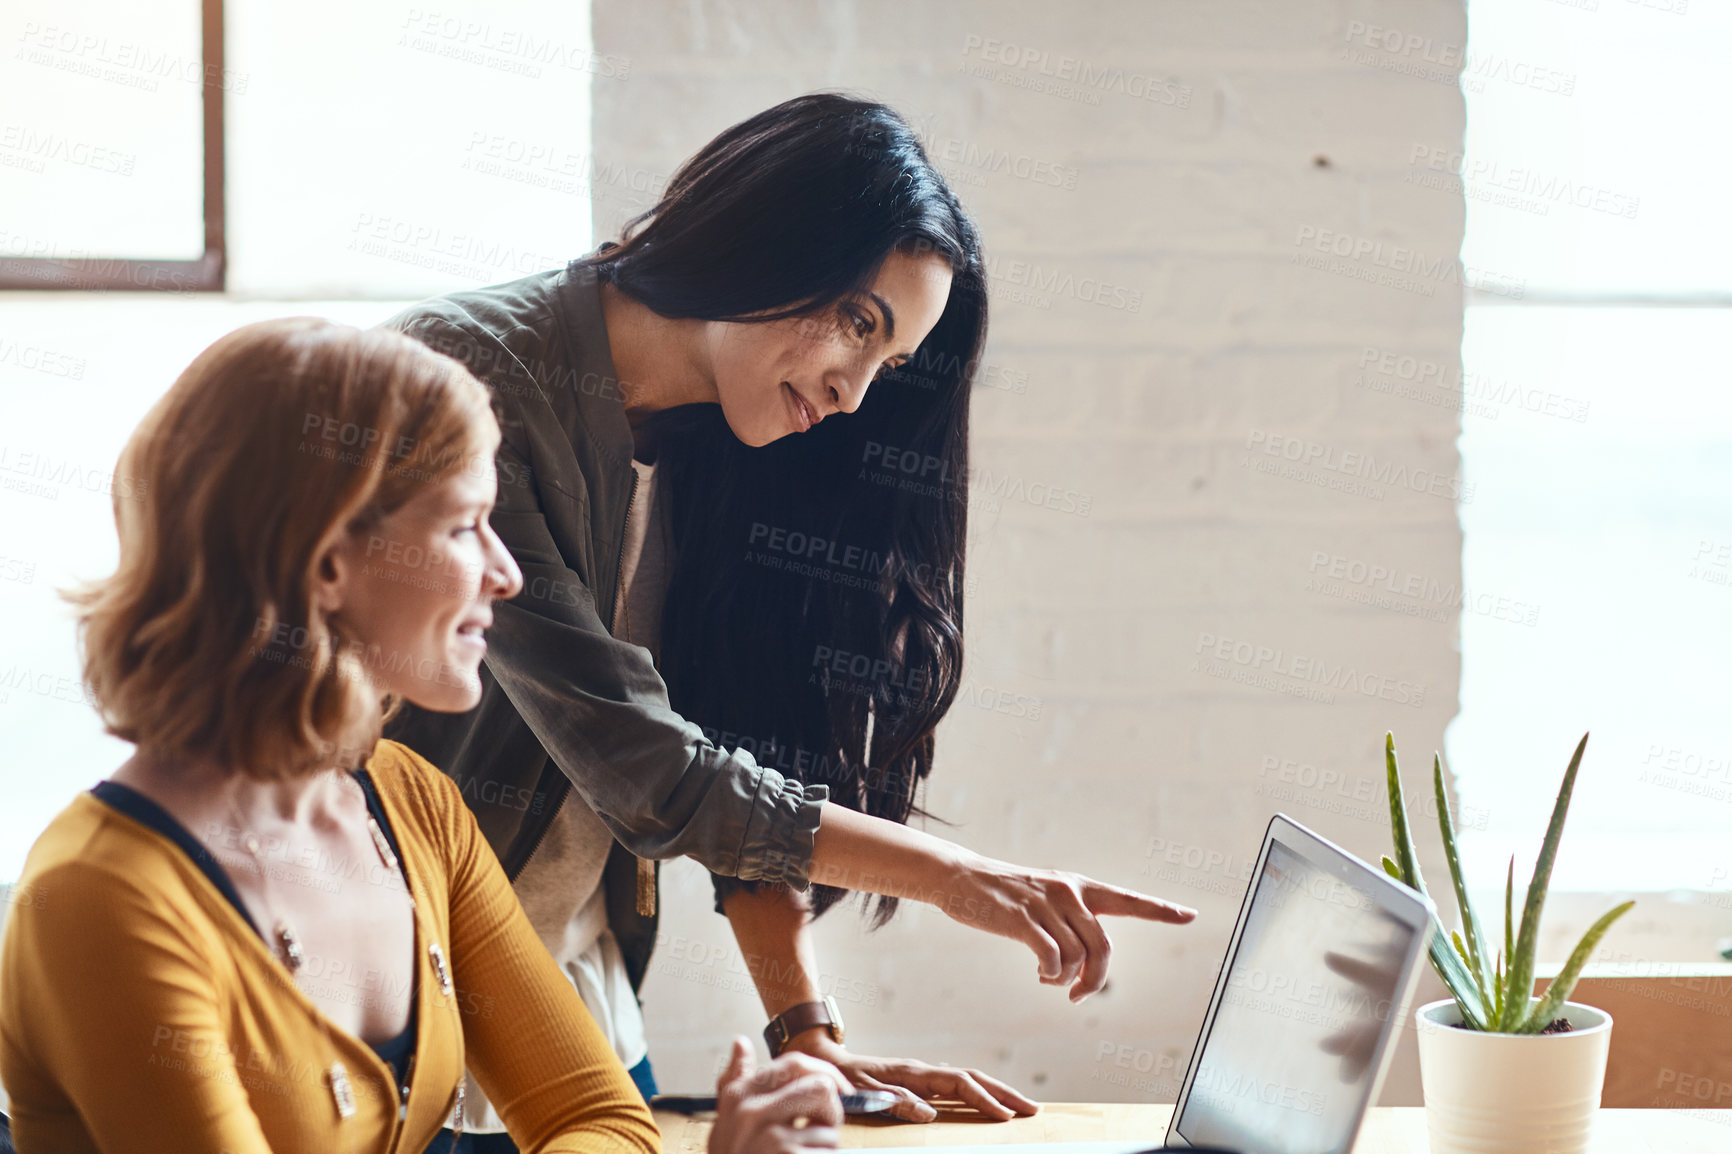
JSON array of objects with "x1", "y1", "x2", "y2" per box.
[
  {"x1": 705, "y1": 247, "x2": 955, "y2": 447},
  {"x1": 318, "y1": 448, "x2": 523, "y2": 712}
]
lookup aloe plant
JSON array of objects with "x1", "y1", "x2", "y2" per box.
[{"x1": 1380, "y1": 732, "x2": 1634, "y2": 1034}]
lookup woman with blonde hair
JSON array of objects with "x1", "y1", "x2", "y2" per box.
[{"x1": 0, "y1": 318, "x2": 845, "y2": 1154}]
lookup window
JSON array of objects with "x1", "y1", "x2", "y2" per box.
[
  {"x1": 0, "y1": 0, "x2": 603, "y2": 881},
  {"x1": 1450, "y1": 0, "x2": 1732, "y2": 899},
  {"x1": 0, "y1": 0, "x2": 221, "y2": 289}
]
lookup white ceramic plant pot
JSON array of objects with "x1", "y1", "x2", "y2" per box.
[{"x1": 1415, "y1": 998, "x2": 1612, "y2": 1154}]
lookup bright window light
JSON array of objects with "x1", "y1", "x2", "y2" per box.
[{"x1": 1452, "y1": 0, "x2": 1732, "y2": 894}]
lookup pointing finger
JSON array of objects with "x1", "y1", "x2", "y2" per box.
[{"x1": 1081, "y1": 881, "x2": 1197, "y2": 924}]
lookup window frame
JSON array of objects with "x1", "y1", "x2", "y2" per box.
[{"x1": 0, "y1": 0, "x2": 225, "y2": 293}]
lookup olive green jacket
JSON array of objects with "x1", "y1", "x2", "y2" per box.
[{"x1": 379, "y1": 261, "x2": 827, "y2": 989}]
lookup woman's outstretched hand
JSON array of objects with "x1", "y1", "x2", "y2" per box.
[
  {"x1": 708, "y1": 1037, "x2": 850, "y2": 1154},
  {"x1": 809, "y1": 807, "x2": 1198, "y2": 1002},
  {"x1": 945, "y1": 855, "x2": 1198, "y2": 1001}
]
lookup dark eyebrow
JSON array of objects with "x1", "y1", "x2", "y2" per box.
[{"x1": 867, "y1": 292, "x2": 896, "y2": 341}]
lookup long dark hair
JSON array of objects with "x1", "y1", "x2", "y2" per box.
[{"x1": 583, "y1": 93, "x2": 986, "y2": 924}]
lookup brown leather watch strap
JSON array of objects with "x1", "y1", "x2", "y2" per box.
[{"x1": 763, "y1": 995, "x2": 844, "y2": 1056}]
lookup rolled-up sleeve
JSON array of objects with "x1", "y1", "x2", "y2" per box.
[
  {"x1": 400, "y1": 314, "x2": 827, "y2": 886},
  {"x1": 707, "y1": 769, "x2": 827, "y2": 913}
]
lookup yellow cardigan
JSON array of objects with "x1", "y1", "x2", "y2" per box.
[{"x1": 0, "y1": 740, "x2": 661, "y2": 1154}]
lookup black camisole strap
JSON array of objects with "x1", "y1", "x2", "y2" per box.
[
  {"x1": 90, "y1": 780, "x2": 262, "y2": 937},
  {"x1": 349, "y1": 770, "x2": 419, "y2": 1086},
  {"x1": 349, "y1": 769, "x2": 406, "y2": 862}
]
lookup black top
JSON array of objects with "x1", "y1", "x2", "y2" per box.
[{"x1": 89, "y1": 772, "x2": 419, "y2": 1087}]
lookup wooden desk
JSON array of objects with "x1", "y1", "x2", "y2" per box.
[{"x1": 653, "y1": 1102, "x2": 1732, "y2": 1153}]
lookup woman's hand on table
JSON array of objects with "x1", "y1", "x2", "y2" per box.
[
  {"x1": 947, "y1": 854, "x2": 1199, "y2": 1001},
  {"x1": 782, "y1": 1030, "x2": 1041, "y2": 1123},
  {"x1": 709, "y1": 1036, "x2": 850, "y2": 1154}
]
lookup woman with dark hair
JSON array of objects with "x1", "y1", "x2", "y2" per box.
[{"x1": 384, "y1": 92, "x2": 1195, "y2": 1148}]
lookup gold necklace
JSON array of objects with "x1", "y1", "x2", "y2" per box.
[{"x1": 226, "y1": 771, "x2": 466, "y2": 1143}]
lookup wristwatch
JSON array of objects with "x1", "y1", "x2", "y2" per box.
[{"x1": 763, "y1": 995, "x2": 845, "y2": 1057}]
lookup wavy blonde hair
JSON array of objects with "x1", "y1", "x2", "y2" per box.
[{"x1": 66, "y1": 318, "x2": 496, "y2": 780}]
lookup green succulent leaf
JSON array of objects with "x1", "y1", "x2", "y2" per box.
[
  {"x1": 1504, "y1": 857, "x2": 1515, "y2": 986},
  {"x1": 1492, "y1": 948, "x2": 1505, "y2": 1022},
  {"x1": 1385, "y1": 733, "x2": 1427, "y2": 896},
  {"x1": 1427, "y1": 924, "x2": 1490, "y2": 1029},
  {"x1": 1500, "y1": 733, "x2": 1590, "y2": 1031},
  {"x1": 1520, "y1": 900, "x2": 1636, "y2": 1033},
  {"x1": 1498, "y1": 858, "x2": 1514, "y2": 1019},
  {"x1": 1386, "y1": 735, "x2": 1487, "y2": 1028},
  {"x1": 1434, "y1": 752, "x2": 1493, "y2": 1009}
]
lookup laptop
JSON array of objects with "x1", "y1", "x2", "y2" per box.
[
  {"x1": 1158, "y1": 813, "x2": 1436, "y2": 1153},
  {"x1": 900, "y1": 814, "x2": 1435, "y2": 1154}
]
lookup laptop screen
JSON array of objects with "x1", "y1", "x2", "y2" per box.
[{"x1": 1172, "y1": 840, "x2": 1419, "y2": 1154}]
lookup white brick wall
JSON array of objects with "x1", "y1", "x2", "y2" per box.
[{"x1": 594, "y1": 0, "x2": 1466, "y2": 1105}]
